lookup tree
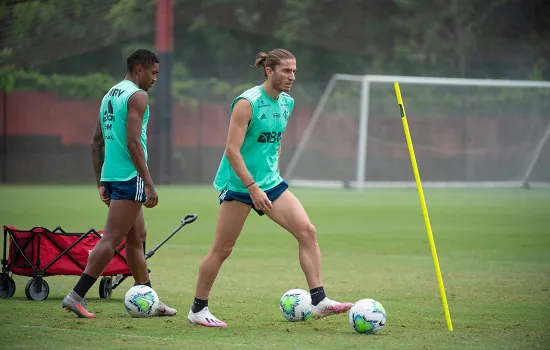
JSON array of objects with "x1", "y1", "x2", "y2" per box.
[{"x1": 0, "y1": 0, "x2": 547, "y2": 92}]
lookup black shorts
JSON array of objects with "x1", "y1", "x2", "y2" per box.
[
  {"x1": 218, "y1": 181, "x2": 288, "y2": 216},
  {"x1": 102, "y1": 176, "x2": 146, "y2": 203}
]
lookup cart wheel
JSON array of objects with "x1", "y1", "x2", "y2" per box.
[
  {"x1": 99, "y1": 276, "x2": 112, "y2": 299},
  {"x1": 0, "y1": 274, "x2": 16, "y2": 299},
  {"x1": 24, "y1": 278, "x2": 49, "y2": 301}
]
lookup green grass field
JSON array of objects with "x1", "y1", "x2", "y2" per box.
[{"x1": 0, "y1": 185, "x2": 549, "y2": 349}]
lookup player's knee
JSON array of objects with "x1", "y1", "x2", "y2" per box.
[
  {"x1": 126, "y1": 237, "x2": 144, "y2": 251},
  {"x1": 298, "y1": 223, "x2": 317, "y2": 244},
  {"x1": 98, "y1": 232, "x2": 125, "y2": 249},
  {"x1": 212, "y1": 243, "x2": 234, "y2": 261},
  {"x1": 126, "y1": 231, "x2": 146, "y2": 250},
  {"x1": 88, "y1": 242, "x2": 116, "y2": 262}
]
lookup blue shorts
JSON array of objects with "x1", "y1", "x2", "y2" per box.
[
  {"x1": 218, "y1": 181, "x2": 288, "y2": 216},
  {"x1": 102, "y1": 176, "x2": 146, "y2": 203}
]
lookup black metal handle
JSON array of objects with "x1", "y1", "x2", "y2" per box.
[
  {"x1": 144, "y1": 213, "x2": 199, "y2": 260},
  {"x1": 182, "y1": 214, "x2": 198, "y2": 225}
]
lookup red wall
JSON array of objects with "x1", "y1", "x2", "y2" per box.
[
  {"x1": 0, "y1": 91, "x2": 315, "y2": 148},
  {"x1": 0, "y1": 91, "x2": 540, "y2": 159}
]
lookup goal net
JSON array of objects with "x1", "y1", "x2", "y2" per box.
[{"x1": 284, "y1": 74, "x2": 550, "y2": 189}]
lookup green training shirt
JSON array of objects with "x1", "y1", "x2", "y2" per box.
[
  {"x1": 214, "y1": 85, "x2": 295, "y2": 193},
  {"x1": 99, "y1": 80, "x2": 149, "y2": 182}
]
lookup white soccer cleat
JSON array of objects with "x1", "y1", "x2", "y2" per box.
[
  {"x1": 154, "y1": 301, "x2": 177, "y2": 316},
  {"x1": 311, "y1": 297, "x2": 353, "y2": 319},
  {"x1": 187, "y1": 307, "x2": 228, "y2": 328}
]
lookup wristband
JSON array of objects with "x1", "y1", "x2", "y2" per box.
[{"x1": 246, "y1": 181, "x2": 256, "y2": 188}]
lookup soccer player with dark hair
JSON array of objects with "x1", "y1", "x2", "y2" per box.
[{"x1": 61, "y1": 49, "x2": 176, "y2": 318}]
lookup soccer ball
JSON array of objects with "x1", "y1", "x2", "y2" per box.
[
  {"x1": 279, "y1": 288, "x2": 312, "y2": 322},
  {"x1": 124, "y1": 285, "x2": 159, "y2": 318},
  {"x1": 348, "y1": 298, "x2": 387, "y2": 334}
]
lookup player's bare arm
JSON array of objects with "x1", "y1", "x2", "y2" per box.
[
  {"x1": 90, "y1": 117, "x2": 104, "y2": 184},
  {"x1": 127, "y1": 91, "x2": 158, "y2": 208},
  {"x1": 225, "y1": 98, "x2": 272, "y2": 211},
  {"x1": 90, "y1": 117, "x2": 109, "y2": 205}
]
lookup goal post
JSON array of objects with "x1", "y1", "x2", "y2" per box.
[
  {"x1": 521, "y1": 120, "x2": 550, "y2": 188},
  {"x1": 284, "y1": 74, "x2": 550, "y2": 189}
]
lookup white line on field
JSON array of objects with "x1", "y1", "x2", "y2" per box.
[{"x1": 18, "y1": 325, "x2": 247, "y2": 347}]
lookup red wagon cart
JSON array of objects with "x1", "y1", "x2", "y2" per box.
[{"x1": 0, "y1": 214, "x2": 197, "y2": 301}]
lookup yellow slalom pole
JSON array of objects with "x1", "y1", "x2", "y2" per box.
[{"x1": 393, "y1": 82, "x2": 453, "y2": 331}]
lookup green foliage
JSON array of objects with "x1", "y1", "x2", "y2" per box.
[
  {"x1": 0, "y1": 67, "x2": 257, "y2": 106},
  {"x1": 105, "y1": 0, "x2": 156, "y2": 44},
  {"x1": 0, "y1": 68, "x2": 116, "y2": 99},
  {"x1": 3, "y1": 1, "x2": 116, "y2": 67},
  {"x1": 2, "y1": 0, "x2": 545, "y2": 81},
  {"x1": 529, "y1": 59, "x2": 549, "y2": 81}
]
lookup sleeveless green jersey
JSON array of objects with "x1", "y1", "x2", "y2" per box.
[
  {"x1": 213, "y1": 85, "x2": 295, "y2": 193},
  {"x1": 99, "y1": 80, "x2": 149, "y2": 182}
]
